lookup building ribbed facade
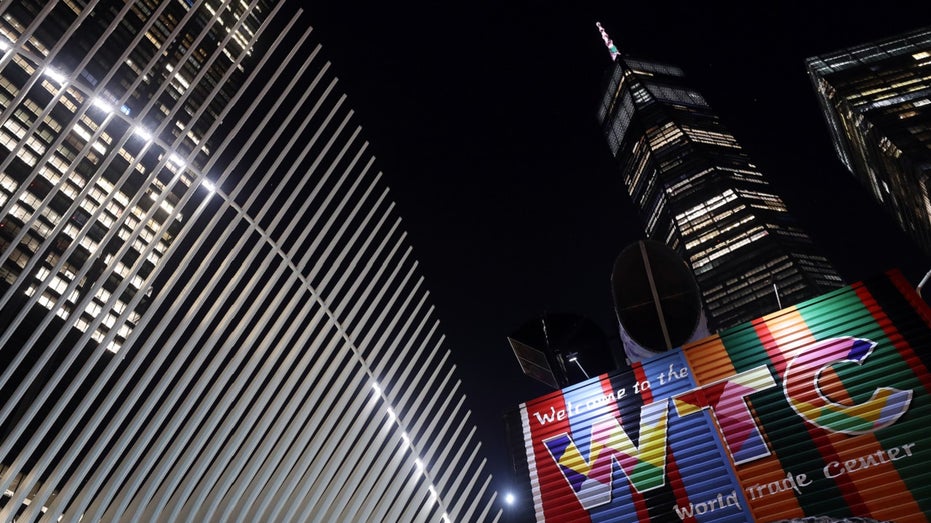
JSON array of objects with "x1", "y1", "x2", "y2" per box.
[
  {"x1": 598, "y1": 54, "x2": 843, "y2": 330},
  {"x1": 807, "y1": 27, "x2": 931, "y2": 257},
  {"x1": 0, "y1": 1, "x2": 499, "y2": 521}
]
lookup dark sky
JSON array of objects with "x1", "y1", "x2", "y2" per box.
[{"x1": 307, "y1": 1, "x2": 931, "y2": 514}]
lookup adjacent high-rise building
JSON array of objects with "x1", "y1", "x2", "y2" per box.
[
  {"x1": 596, "y1": 30, "x2": 843, "y2": 331},
  {"x1": 807, "y1": 26, "x2": 931, "y2": 256},
  {"x1": 0, "y1": 1, "x2": 499, "y2": 521}
]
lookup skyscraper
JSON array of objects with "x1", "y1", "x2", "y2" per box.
[
  {"x1": 807, "y1": 26, "x2": 931, "y2": 257},
  {"x1": 0, "y1": 1, "x2": 500, "y2": 521},
  {"x1": 596, "y1": 30, "x2": 843, "y2": 331}
]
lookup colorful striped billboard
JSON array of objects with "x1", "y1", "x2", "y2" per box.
[{"x1": 518, "y1": 270, "x2": 931, "y2": 522}]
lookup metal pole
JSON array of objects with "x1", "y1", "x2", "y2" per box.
[{"x1": 918, "y1": 268, "x2": 931, "y2": 301}]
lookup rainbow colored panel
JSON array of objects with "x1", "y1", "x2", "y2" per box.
[{"x1": 518, "y1": 270, "x2": 931, "y2": 522}]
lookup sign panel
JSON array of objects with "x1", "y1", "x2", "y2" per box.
[{"x1": 518, "y1": 270, "x2": 931, "y2": 522}]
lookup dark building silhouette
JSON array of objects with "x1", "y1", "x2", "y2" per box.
[{"x1": 807, "y1": 26, "x2": 931, "y2": 257}]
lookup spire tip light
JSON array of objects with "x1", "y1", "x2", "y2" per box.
[{"x1": 596, "y1": 22, "x2": 619, "y2": 61}]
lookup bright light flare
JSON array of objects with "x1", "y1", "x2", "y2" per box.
[
  {"x1": 168, "y1": 153, "x2": 185, "y2": 167},
  {"x1": 133, "y1": 126, "x2": 152, "y2": 141},
  {"x1": 44, "y1": 67, "x2": 66, "y2": 84},
  {"x1": 92, "y1": 97, "x2": 113, "y2": 113}
]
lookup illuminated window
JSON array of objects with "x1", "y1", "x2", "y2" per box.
[
  {"x1": 682, "y1": 126, "x2": 740, "y2": 148},
  {"x1": 60, "y1": 180, "x2": 80, "y2": 199},
  {"x1": 8, "y1": 248, "x2": 29, "y2": 269},
  {"x1": 647, "y1": 122, "x2": 684, "y2": 150},
  {"x1": 10, "y1": 203, "x2": 31, "y2": 221},
  {"x1": 13, "y1": 55, "x2": 37, "y2": 76}
]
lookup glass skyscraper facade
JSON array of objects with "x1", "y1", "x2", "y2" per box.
[
  {"x1": 807, "y1": 26, "x2": 931, "y2": 257},
  {"x1": 0, "y1": 1, "x2": 499, "y2": 521},
  {"x1": 1, "y1": 0, "x2": 264, "y2": 353},
  {"x1": 598, "y1": 55, "x2": 843, "y2": 331}
]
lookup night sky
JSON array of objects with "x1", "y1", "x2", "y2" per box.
[{"x1": 307, "y1": 1, "x2": 931, "y2": 513}]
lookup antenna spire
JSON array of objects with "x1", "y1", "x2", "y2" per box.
[{"x1": 596, "y1": 22, "x2": 619, "y2": 61}]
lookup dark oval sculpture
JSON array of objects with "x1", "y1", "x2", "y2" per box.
[{"x1": 612, "y1": 240, "x2": 702, "y2": 352}]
